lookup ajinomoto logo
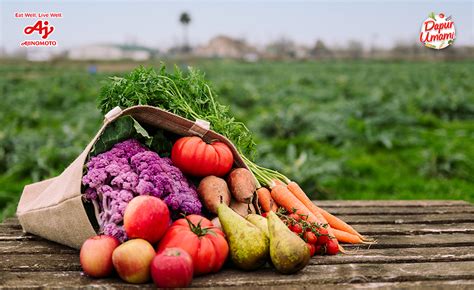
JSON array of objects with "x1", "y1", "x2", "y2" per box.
[
  {"x1": 15, "y1": 11, "x2": 63, "y2": 47},
  {"x1": 420, "y1": 12, "x2": 455, "y2": 50}
]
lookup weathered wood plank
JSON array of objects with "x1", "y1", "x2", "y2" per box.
[
  {"x1": 1, "y1": 222, "x2": 473, "y2": 254},
  {"x1": 1, "y1": 261, "x2": 473, "y2": 287},
  {"x1": 339, "y1": 213, "x2": 474, "y2": 224},
  {"x1": 309, "y1": 246, "x2": 474, "y2": 265},
  {"x1": 0, "y1": 253, "x2": 80, "y2": 271},
  {"x1": 323, "y1": 206, "x2": 474, "y2": 215},
  {"x1": 315, "y1": 200, "x2": 472, "y2": 207},
  {"x1": 3, "y1": 200, "x2": 472, "y2": 227},
  {"x1": 1, "y1": 247, "x2": 473, "y2": 272},
  {"x1": 353, "y1": 223, "x2": 474, "y2": 235},
  {"x1": 335, "y1": 280, "x2": 474, "y2": 289},
  {"x1": 1, "y1": 218, "x2": 21, "y2": 226},
  {"x1": 0, "y1": 232, "x2": 36, "y2": 241},
  {"x1": 0, "y1": 239, "x2": 77, "y2": 254},
  {"x1": 2, "y1": 230, "x2": 473, "y2": 248},
  {"x1": 346, "y1": 233, "x2": 474, "y2": 249},
  {"x1": 3, "y1": 213, "x2": 474, "y2": 237}
]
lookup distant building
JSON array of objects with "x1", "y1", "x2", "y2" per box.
[
  {"x1": 25, "y1": 49, "x2": 56, "y2": 61},
  {"x1": 265, "y1": 39, "x2": 310, "y2": 59},
  {"x1": 68, "y1": 44, "x2": 155, "y2": 61},
  {"x1": 194, "y1": 35, "x2": 259, "y2": 60}
]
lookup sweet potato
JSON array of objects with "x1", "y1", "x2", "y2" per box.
[
  {"x1": 230, "y1": 199, "x2": 256, "y2": 217},
  {"x1": 197, "y1": 176, "x2": 231, "y2": 214},
  {"x1": 227, "y1": 168, "x2": 256, "y2": 204}
]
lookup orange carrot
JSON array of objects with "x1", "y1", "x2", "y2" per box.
[
  {"x1": 257, "y1": 187, "x2": 278, "y2": 212},
  {"x1": 287, "y1": 181, "x2": 370, "y2": 242},
  {"x1": 271, "y1": 185, "x2": 347, "y2": 248},
  {"x1": 270, "y1": 185, "x2": 325, "y2": 225},
  {"x1": 332, "y1": 228, "x2": 364, "y2": 244},
  {"x1": 317, "y1": 208, "x2": 367, "y2": 239},
  {"x1": 272, "y1": 179, "x2": 287, "y2": 186},
  {"x1": 287, "y1": 182, "x2": 330, "y2": 225}
]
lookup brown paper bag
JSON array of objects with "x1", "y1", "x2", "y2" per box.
[{"x1": 16, "y1": 105, "x2": 247, "y2": 249}]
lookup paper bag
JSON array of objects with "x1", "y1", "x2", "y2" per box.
[{"x1": 17, "y1": 105, "x2": 247, "y2": 249}]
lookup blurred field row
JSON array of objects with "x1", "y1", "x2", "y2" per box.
[{"x1": 1, "y1": 59, "x2": 473, "y2": 219}]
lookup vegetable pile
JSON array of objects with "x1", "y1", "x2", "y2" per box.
[{"x1": 79, "y1": 65, "x2": 375, "y2": 287}]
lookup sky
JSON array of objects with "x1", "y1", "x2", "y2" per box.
[{"x1": 0, "y1": 0, "x2": 473, "y2": 53}]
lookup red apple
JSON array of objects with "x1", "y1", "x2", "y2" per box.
[
  {"x1": 80, "y1": 235, "x2": 120, "y2": 278},
  {"x1": 123, "y1": 195, "x2": 170, "y2": 244},
  {"x1": 151, "y1": 247, "x2": 194, "y2": 288},
  {"x1": 112, "y1": 239, "x2": 155, "y2": 283}
]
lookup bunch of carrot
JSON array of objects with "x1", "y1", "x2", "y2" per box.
[{"x1": 256, "y1": 180, "x2": 374, "y2": 245}]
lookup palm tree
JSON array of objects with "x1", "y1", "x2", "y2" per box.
[{"x1": 179, "y1": 12, "x2": 191, "y2": 52}]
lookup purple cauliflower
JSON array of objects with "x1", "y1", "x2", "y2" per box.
[{"x1": 82, "y1": 139, "x2": 201, "y2": 241}]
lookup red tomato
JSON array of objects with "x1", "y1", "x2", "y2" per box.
[
  {"x1": 290, "y1": 223, "x2": 303, "y2": 234},
  {"x1": 157, "y1": 215, "x2": 229, "y2": 276},
  {"x1": 326, "y1": 239, "x2": 339, "y2": 255},
  {"x1": 306, "y1": 243, "x2": 316, "y2": 257},
  {"x1": 316, "y1": 228, "x2": 330, "y2": 245},
  {"x1": 313, "y1": 244, "x2": 323, "y2": 255},
  {"x1": 171, "y1": 136, "x2": 234, "y2": 177},
  {"x1": 304, "y1": 231, "x2": 317, "y2": 244},
  {"x1": 288, "y1": 213, "x2": 300, "y2": 221}
]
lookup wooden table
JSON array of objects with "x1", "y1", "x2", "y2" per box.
[{"x1": 1, "y1": 200, "x2": 473, "y2": 289}]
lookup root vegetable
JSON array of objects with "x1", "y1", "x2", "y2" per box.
[
  {"x1": 230, "y1": 199, "x2": 255, "y2": 217},
  {"x1": 197, "y1": 176, "x2": 231, "y2": 214},
  {"x1": 227, "y1": 168, "x2": 256, "y2": 204},
  {"x1": 256, "y1": 187, "x2": 278, "y2": 212}
]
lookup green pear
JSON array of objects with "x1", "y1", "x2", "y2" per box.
[
  {"x1": 246, "y1": 214, "x2": 269, "y2": 238},
  {"x1": 217, "y1": 203, "x2": 269, "y2": 270},
  {"x1": 267, "y1": 211, "x2": 310, "y2": 274}
]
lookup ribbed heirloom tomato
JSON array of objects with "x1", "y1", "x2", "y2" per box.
[
  {"x1": 171, "y1": 136, "x2": 234, "y2": 177},
  {"x1": 156, "y1": 215, "x2": 229, "y2": 276}
]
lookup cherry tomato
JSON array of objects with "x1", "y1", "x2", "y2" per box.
[
  {"x1": 290, "y1": 224, "x2": 303, "y2": 234},
  {"x1": 304, "y1": 231, "x2": 317, "y2": 244},
  {"x1": 288, "y1": 213, "x2": 300, "y2": 221},
  {"x1": 313, "y1": 244, "x2": 323, "y2": 255},
  {"x1": 326, "y1": 239, "x2": 339, "y2": 255},
  {"x1": 316, "y1": 228, "x2": 330, "y2": 245},
  {"x1": 306, "y1": 243, "x2": 316, "y2": 257},
  {"x1": 261, "y1": 212, "x2": 268, "y2": 218}
]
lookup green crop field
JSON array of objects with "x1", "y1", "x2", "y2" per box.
[{"x1": 1, "y1": 59, "x2": 473, "y2": 219}]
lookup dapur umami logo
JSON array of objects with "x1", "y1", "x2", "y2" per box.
[
  {"x1": 15, "y1": 11, "x2": 63, "y2": 47},
  {"x1": 420, "y1": 12, "x2": 455, "y2": 50}
]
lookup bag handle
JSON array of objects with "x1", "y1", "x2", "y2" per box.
[
  {"x1": 188, "y1": 118, "x2": 210, "y2": 137},
  {"x1": 104, "y1": 106, "x2": 123, "y2": 124}
]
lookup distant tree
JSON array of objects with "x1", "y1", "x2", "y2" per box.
[
  {"x1": 310, "y1": 39, "x2": 331, "y2": 59},
  {"x1": 179, "y1": 12, "x2": 191, "y2": 52},
  {"x1": 347, "y1": 40, "x2": 364, "y2": 59},
  {"x1": 266, "y1": 37, "x2": 296, "y2": 58}
]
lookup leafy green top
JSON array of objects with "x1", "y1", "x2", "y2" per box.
[{"x1": 98, "y1": 65, "x2": 256, "y2": 159}]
